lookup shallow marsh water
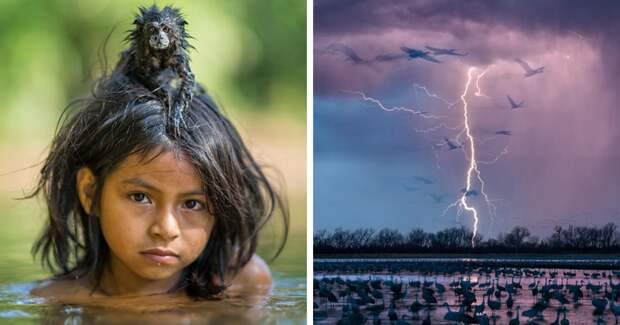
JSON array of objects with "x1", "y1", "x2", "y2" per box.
[
  {"x1": 0, "y1": 274, "x2": 305, "y2": 324},
  {"x1": 0, "y1": 198, "x2": 306, "y2": 324},
  {"x1": 314, "y1": 257, "x2": 620, "y2": 324}
]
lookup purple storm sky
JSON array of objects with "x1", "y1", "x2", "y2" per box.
[{"x1": 314, "y1": 0, "x2": 620, "y2": 238}]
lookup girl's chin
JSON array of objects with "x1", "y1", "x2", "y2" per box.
[{"x1": 137, "y1": 267, "x2": 182, "y2": 282}]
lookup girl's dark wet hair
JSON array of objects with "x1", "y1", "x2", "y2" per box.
[{"x1": 26, "y1": 60, "x2": 288, "y2": 299}]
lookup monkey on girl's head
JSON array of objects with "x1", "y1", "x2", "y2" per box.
[{"x1": 113, "y1": 5, "x2": 197, "y2": 133}]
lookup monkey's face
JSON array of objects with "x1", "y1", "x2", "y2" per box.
[{"x1": 145, "y1": 22, "x2": 175, "y2": 50}]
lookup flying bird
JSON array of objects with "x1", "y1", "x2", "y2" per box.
[
  {"x1": 425, "y1": 46, "x2": 467, "y2": 56},
  {"x1": 461, "y1": 188, "x2": 479, "y2": 197},
  {"x1": 413, "y1": 176, "x2": 433, "y2": 185},
  {"x1": 428, "y1": 193, "x2": 448, "y2": 204},
  {"x1": 400, "y1": 46, "x2": 442, "y2": 63},
  {"x1": 443, "y1": 137, "x2": 463, "y2": 150},
  {"x1": 515, "y1": 58, "x2": 544, "y2": 77},
  {"x1": 495, "y1": 130, "x2": 512, "y2": 136},
  {"x1": 374, "y1": 53, "x2": 407, "y2": 62},
  {"x1": 506, "y1": 95, "x2": 525, "y2": 109},
  {"x1": 326, "y1": 43, "x2": 368, "y2": 64},
  {"x1": 403, "y1": 185, "x2": 421, "y2": 192}
]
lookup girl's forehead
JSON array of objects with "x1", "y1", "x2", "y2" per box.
[{"x1": 110, "y1": 150, "x2": 202, "y2": 186}]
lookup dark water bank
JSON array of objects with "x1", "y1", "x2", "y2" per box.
[{"x1": 315, "y1": 255, "x2": 620, "y2": 270}]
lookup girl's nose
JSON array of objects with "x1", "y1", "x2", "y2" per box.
[{"x1": 149, "y1": 207, "x2": 180, "y2": 241}]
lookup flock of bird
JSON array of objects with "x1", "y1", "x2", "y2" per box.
[
  {"x1": 326, "y1": 42, "x2": 546, "y2": 209},
  {"x1": 314, "y1": 266, "x2": 620, "y2": 324},
  {"x1": 325, "y1": 42, "x2": 543, "y2": 77},
  {"x1": 325, "y1": 42, "x2": 544, "y2": 153}
]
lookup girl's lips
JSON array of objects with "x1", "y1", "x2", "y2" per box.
[
  {"x1": 140, "y1": 248, "x2": 179, "y2": 265},
  {"x1": 141, "y1": 253, "x2": 179, "y2": 265}
]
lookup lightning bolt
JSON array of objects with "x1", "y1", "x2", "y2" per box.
[
  {"x1": 346, "y1": 66, "x2": 507, "y2": 246},
  {"x1": 343, "y1": 90, "x2": 446, "y2": 120},
  {"x1": 410, "y1": 84, "x2": 464, "y2": 133},
  {"x1": 479, "y1": 146, "x2": 510, "y2": 165},
  {"x1": 459, "y1": 67, "x2": 480, "y2": 246},
  {"x1": 473, "y1": 65, "x2": 500, "y2": 234},
  {"x1": 413, "y1": 84, "x2": 459, "y2": 108},
  {"x1": 474, "y1": 66, "x2": 493, "y2": 98},
  {"x1": 415, "y1": 122, "x2": 464, "y2": 133},
  {"x1": 445, "y1": 66, "x2": 499, "y2": 246}
]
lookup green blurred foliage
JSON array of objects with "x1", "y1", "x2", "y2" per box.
[
  {"x1": 0, "y1": 0, "x2": 306, "y2": 283},
  {"x1": 0, "y1": 0, "x2": 306, "y2": 141}
]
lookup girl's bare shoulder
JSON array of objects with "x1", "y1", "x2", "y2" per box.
[
  {"x1": 30, "y1": 277, "x2": 93, "y2": 300},
  {"x1": 227, "y1": 254, "x2": 272, "y2": 294},
  {"x1": 30, "y1": 278, "x2": 196, "y2": 310}
]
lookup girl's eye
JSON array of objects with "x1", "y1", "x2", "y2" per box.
[
  {"x1": 129, "y1": 192, "x2": 151, "y2": 204},
  {"x1": 184, "y1": 200, "x2": 204, "y2": 210}
]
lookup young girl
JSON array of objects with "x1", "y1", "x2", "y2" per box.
[{"x1": 28, "y1": 5, "x2": 287, "y2": 302}]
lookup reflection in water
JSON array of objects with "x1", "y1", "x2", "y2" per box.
[
  {"x1": 40, "y1": 304, "x2": 260, "y2": 324},
  {"x1": 0, "y1": 275, "x2": 306, "y2": 324},
  {"x1": 314, "y1": 258, "x2": 620, "y2": 324}
]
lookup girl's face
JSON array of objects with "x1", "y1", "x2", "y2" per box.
[{"x1": 78, "y1": 149, "x2": 214, "y2": 293}]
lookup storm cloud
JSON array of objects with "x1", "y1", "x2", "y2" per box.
[{"x1": 314, "y1": 1, "x2": 620, "y2": 237}]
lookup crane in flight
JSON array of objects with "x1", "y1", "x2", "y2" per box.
[
  {"x1": 515, "y1": 58, "x2": 544, "y2": 77},
  {"x1": 326, "y1": 43, "x2": 368, "y2": 64},
  {"x1": 400, "y1": 46, "x2": 442, "y2": 63},
  {"x1": 443, "y1": 137, "x2": 463, "y2": 150},
  {"x1": 425, "y1": 46, "x2": 467, "y2": 56},
  {"x1": 507, "y1": 95, "x2": 525, "y2": 109}
]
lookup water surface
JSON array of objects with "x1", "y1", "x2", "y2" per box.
[
  {"x1": 0, "y1": 198, "x2": 306, "y2": 324},
  {"x1": 314, "y1": 257, "x2": 620, "y2": 324}
]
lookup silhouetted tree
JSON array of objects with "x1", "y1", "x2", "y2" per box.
[
  {"x1": 430, "y1": 227, "x2": 480, "y2": 252},
  {"x1": 600, "y1": 223, "x2": 618, "y2": 248},
  {"x1": 350, "y1": 228, "x2": 375, "y2": 249},
  {"x1": 502, "y1": 226, "x2": 530, "y2": 252},
  {"x1": 406, "y1": 228, "x2": 431, "y2": 249},
  {"x1": 314, "y1": 222, "x2": 620, "y2": 255},
  {"x1": 370, "y1": 228, "x2": 403, "y2": 251}
]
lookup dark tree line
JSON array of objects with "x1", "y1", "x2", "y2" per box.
[{"x1": 314, "y1": 223, "x2": 620, "y2": 255}]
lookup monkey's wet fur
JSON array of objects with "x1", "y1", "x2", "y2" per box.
[{"x1": 112, "y1": 5, "x2": 201, "y2": 133}]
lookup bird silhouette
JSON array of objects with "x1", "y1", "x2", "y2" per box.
[
  {"x1": 561, "y1": 310, "x2": 570, "y2": 325},
  {"x1": 326, "y1": 43, "x2": 369, "y2": 64},
  {"x1": 400, "y1": 46, "x2": 442, "y2": 63},
  {"x1": 487, "y1": 293, "x2": 501, "y2": 316},
  {"x1": 442, "y1": 303, "x2": 463, "y2": 322},
  {"x1": 507, "y1": 95, "x2": 525, "y2": 109},
  {"x1": 425, "y1": 45, "x2": 468, "y2": 56},
  {"x1": 444, "y1": 137, "x2": 463, "y2": 150},
  {"x1": 509, "y1": 306, "x2": 520, "y2": 325},
  {"x1": 515, "y1": 58, "x2": 544, "y2": 77},
  {"x1": 495, "y1": 130, "x2": 512, "y2": 136},
  {"x1": 413, "y1": 176, "x2": 433, "y2": 185},
  {"x1": 428, "y1": 193, "x2": 448, "y2": 204},
  {"x1": 461, "y1": 188, "x2": 479, "y2": 197}
]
